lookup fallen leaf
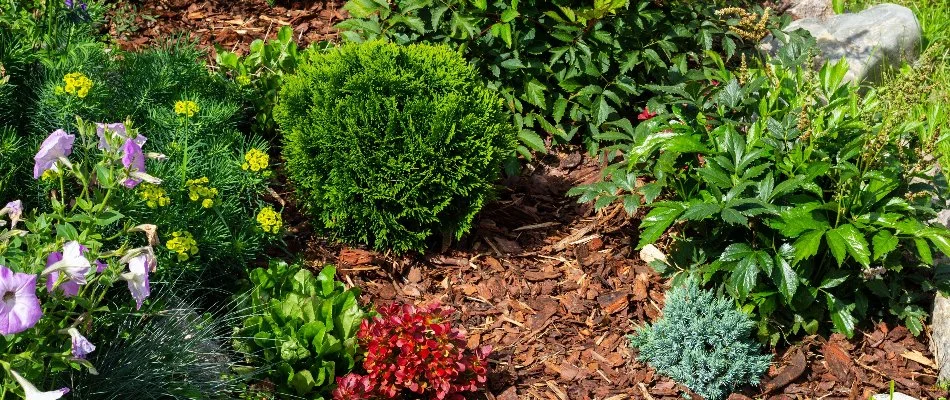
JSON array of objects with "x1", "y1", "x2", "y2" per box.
[
  {"x1": 901, "y1": 350, "x2": 937, "y2": 369},
  {"x1": 822, "y1": 341, "x2": 854, "y2": 382},
  {"x1": 763, "y1": 350, "x2": 807, "y2": 393}
]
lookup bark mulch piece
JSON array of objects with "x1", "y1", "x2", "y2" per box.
[
  {"x1": 107, "y1": 0, "x2": 345, "y2": 55},
  {"x1": 288, "y1": 148, "x2": 949, "y2": 399}
]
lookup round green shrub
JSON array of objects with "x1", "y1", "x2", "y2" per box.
[{"x1": 276, "y1": 41, "x2": 515, "y2": 253}]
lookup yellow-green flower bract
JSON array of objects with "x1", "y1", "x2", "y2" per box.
[
  {"x1": 174, "y1": 100, "x2": 199, "y2": 117},
  {"x1": 166, "y1": 231, "x2": 198, "y2": 261},
  {"x1": 242, "y1": 148, "x2": 269, "y2": 172},
  {"x1": 256, "y1": 207, "x2": 282, "y2": 234}
]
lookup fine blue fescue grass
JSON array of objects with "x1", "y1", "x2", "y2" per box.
[{"x1": 628, "y1": 282, "x2": 772, "y2": 400}]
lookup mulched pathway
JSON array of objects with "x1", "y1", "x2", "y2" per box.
[{"x1": 105, "y1": 2, "x2": 950, "y2": 398}]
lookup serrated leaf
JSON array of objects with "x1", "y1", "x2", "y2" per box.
[
  {"x1": 731, "y1": 256, "x2": 759, "y2": 299},
  {"x1": 825, "y1": 293, "x2": 857, "y2": 338},
  {"x1": 826, "y1": 224, "x2": 869, "y2": 267},
  {"x1": 524, "y1": 79, "x2": 547, "y2": 109},
  {"x1": 871, "y1": 230, "x2": 899, "y2": 261},
  {"x1": 773, "y1": 251, "x2": 798, "y2": 301},
  {"x1": 518, "y1": 129, "x2": 546, "y2": 152},
  {"x1": 792, "y1": 229, "x2": 825, "y2": 262},
  {"x1": 592, "y1": 95, "x2": 614, "y2": 126},
  {"x1": 637, "y1": 202, "x2": 686, "y2": 248}
]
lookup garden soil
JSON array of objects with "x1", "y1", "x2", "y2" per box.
[{"x1": 109, "y1": 2, "x2": 950, "y2": 398}]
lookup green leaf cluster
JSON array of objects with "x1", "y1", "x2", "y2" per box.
[
  {"x1": 216, "y1": 25, "x2": 313, "y2": 137},
  {"x1": 275, "y1": 41, "x2": 515, "y2": 253},
  {"x1": 336, "y1": 0, "x2": 777, "y2": 158},
  {"x1": 578, "y1": 33, "x2": 950, "y2": 341},
  {"x1": 628, "y1": 280, "x2": 771, "y2": 400},
  {"x1": 234, "y1": 262, "x2": 366, "y2": 398}
]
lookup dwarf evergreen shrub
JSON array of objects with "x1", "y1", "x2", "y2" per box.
[
  {"x1": 628, "y1": 282, "x2": 771, "y2": 400},
  {"x1": 276, "y1": 41, "x2": 515, "y2": 253}
]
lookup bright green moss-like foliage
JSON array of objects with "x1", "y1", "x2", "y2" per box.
[
  {"x1": 628, "y1": 282, "x2": 771, "y2": 400},
  {"x1": 276, "y1": 41, "x2": 515, "y2": 253}
]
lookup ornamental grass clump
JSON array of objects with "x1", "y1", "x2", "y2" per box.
[
  {"x1": 275, "y1": 41, "x2": 515, "y2": 254},
  {"x1": 628, "y1": 282, "x2": 771, "y2": 400}
]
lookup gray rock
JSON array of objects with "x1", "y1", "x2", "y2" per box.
[
  {"x1": 787, "y1": 0, "x2": 834, "y2": 20},
  {"x1": 871, "y1": 393, "x2": 919, "y2": 400},
  {"x1": 932, "y1": 209, "x2": 950, "y2": 382},
  {"x1": 764, "y1": 3, "x2": 921, "y2": 84}
]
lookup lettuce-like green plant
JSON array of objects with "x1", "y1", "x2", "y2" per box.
[
  {"x1": 575, "y1": 35, "x2": 950, "y2": 341},
  {"x1": 275, "y1": 41, "x2": 515, "y2": 253},
  {"x1": 234, "y1": 262, "x2": 366, "y2": 398},
  {"x1": 628, "y1": 281, "x2": 771, "y2": 400}
]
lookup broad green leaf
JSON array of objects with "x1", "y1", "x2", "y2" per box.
[
  {"x1": 793, "y1": 229, "x2": 825, "y2": 263},
  {"x1": 826, "y1": 224, "x2": 870, "y2": 267},
  {"x1": 592, "y1": 95, "x2": 614, "y2": 126},
  {"x1": 637, "y1": 202, "x2": 687, "y2": 248},
  {"x1": 825, "y1": 293, "x2": 857, "y2": 338},
  {"x1": 819, "y1": 270, "x2": 850, "y2": 289},
  {"x1": 518, "y1": 130, "x2": 546, "y2": 152},
  {"x1": 915, "y1": 238, "x2": 933, "y2": 265},
  {"x1": 871, "y1": 230, "x2": 899, "y2": 261},
  {"x1": 291, "y1": 370, "x2": 316, "y2": 395},
  {"x1": 524, "y1": 79, "x2": 547, "y2": 109},
  {"x1": 730, "y1": 256, "x2": 759, "y2": 299},
  {"x1": 772, "y1": 250, "x2": 798, "y2": 300}
]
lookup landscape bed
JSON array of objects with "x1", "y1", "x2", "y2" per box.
[{"x1": 0, "y1": 0, "x2": 949, "y2": 399}]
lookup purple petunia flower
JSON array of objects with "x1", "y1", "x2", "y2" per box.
[
  {"x1": 45, "y1": 253, "x2": 80, "y2": 297},
  {"x1": 96, "y1": 123, "x2": 146, "y2": 151},
  {"x1": 122, "y1": 254, "x2": 151, "y2": 310},
  {"x1": 95, "y1": 259, "x2": 107, "y2": 274},
  {"x1": 10, "y1": 370, "x2": 69, "y2": 400},
  {"x1": 0, "y1": 200, "x2": 22, "y2": 228},
  {"x1": 42, "y1": 241, "x2": 90, "y2": 286},
  {"x1": 0, "y1": 265, "x2": 42, "y2": 335},
  {"x1": 120, "y1": 139, "x2": 146, "y2": 188},
  {"x1": 68, "y1": 327, "x2": 96, "y2": 359},
  {"x1": 33, "y1": 129, "x2": 74, "y2": 179}
]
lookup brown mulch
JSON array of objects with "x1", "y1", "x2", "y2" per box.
[
  {"x1": 274, "y1": 149, "x2": 950, "y2": 400},
  {"x1": 106, "y1": 0, "x2": 345, "y2": 55}
]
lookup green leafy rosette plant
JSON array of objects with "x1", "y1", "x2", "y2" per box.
[
  {"x1": 337, "y1": 0, "x2": 782, "y2": 160},
  {"x1": 234, "y1": 261, "x2": 366, "y2": 398},
  {"x1": 575, "y1": 39, "x2": 950, "y2": 341},
  {"x1": 275, "y1": 41, "x2": 515, "y2": 253},
  {"x1": 0, "y1": 118, "x2": 165, "y2": 399}
]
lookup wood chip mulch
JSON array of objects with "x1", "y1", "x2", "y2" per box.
[
  {"x1": 106, "y1": 0, "x2": 346, "y2": 55},
  {"x1": 270, "y1": 149, "x2": 950, "y2": 400}
]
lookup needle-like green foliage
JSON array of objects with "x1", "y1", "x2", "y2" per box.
[
  {"x1": 276, "y1": 41, "x2": 515, "y2": 254},
  {"x1": 628, "y1": 282, "x2": 771, "y2": 400}
]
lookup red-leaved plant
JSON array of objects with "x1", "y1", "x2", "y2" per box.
[{"x1": 333, "y1": 302, "x2": 491, "y2": 400}]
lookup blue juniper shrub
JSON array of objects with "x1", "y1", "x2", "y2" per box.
[
  {"x1": 275, "y1": 41, "x2": 516, "y2": 254},
  {"x1": 628, "y1": 281, "x2": 771, "y2": 400}
]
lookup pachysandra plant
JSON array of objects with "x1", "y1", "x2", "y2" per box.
[
  {"x1": 575, "y1": 38, "x2": 950, "y2": 341},
  {"x1": 0, "y1": 118, "x2": 165, "y2": 399}
]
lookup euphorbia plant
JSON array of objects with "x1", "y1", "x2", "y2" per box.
[
  {"x1": 333, "y1": 303, "x2": 491, "y2": 400},
  {"x1": 0, "y1": 118, "x2": 164, "y2": 398}
]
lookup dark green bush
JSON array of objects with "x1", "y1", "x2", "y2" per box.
[
  {"x1": 276, "y1": 41, "x2": 515, "y2": 253},
  {"x1": 337, "y1": 0, "x2": 778, "y2": 158},
  {"x1": 234, "y1": 261, "x2": 365, "y2": 398},
  {"x1": 575, "y1": 35, "x2": 950, "y2": 341},
  {"x1": 628, "y1": 281, "x2": 771, "y2": 400}
]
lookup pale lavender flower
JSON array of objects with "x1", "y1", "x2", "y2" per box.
[
  {"x1": 0, "y1": 200, "x2": 22, "y2": 228},
  {"x1": 42, "y1": 241, "x2": 91, "y2": 285},
  {"x1": 122, "y1": 254, "x2": 151, "y2": 310},
  {"x1": 95, "y1": 259, "x2": 107, "y2": 274},
  {"x1": 44, "y1": 253, "x2": 80, "y2": 297},
  {"x1": 10, "y1": 370, "x2": 69, "y2": 400},
  {"x1": 120, "y1": 139, "x2": 146, "y2": 188},
  {"x1": 67, "y1": 327, "x2": 96, "y2": 359},
  {"x1": 33, "y1": 129, "x2": 75, "y2": 179},
  {"x1": 0, "y1": 265, "x2": 42, "y2": 335},
  {"x1": 96, "y1": 122, "x2": 146, "y2": 151}
]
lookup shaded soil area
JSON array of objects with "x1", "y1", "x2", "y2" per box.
[
  {"x1": 278, "y1": 149, "x2": 949, "y2": 400},
  {"x1": 105, "y1": 2, "x2": 950, "y2": 398},
  {"x1": 107, "y1": 0, "x2": 345, "y2": 54}
]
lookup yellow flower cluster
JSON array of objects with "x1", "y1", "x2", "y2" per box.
[
  {"x1": 236, "y1": 75, "x2": 252, "y2": 86},
  {"x1": 256, "y1": 207, "x2": 282, "y2": 234},
  {"x1": 174, "y1": 100, "x2": 199, "y2": 117},
  {"x1": 186, "y1": 177, "x2": 218, "y2": 208},
  {"x1": 166, "y1": 231, "x2": 199, "y2": 262},
  {"x1": 138, "y1": 184, "x2": 170, "y2": 208},
  {"x1": 242, "y1": 148, "x2": 269, "y2": 172},
  {"x1": 61, "y1": 72, "x2": 93, "y2": 98}
]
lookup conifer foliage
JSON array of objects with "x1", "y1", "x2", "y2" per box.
[{"x1": 276, "y1": 41, "x2": 515, "y2": 253}]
